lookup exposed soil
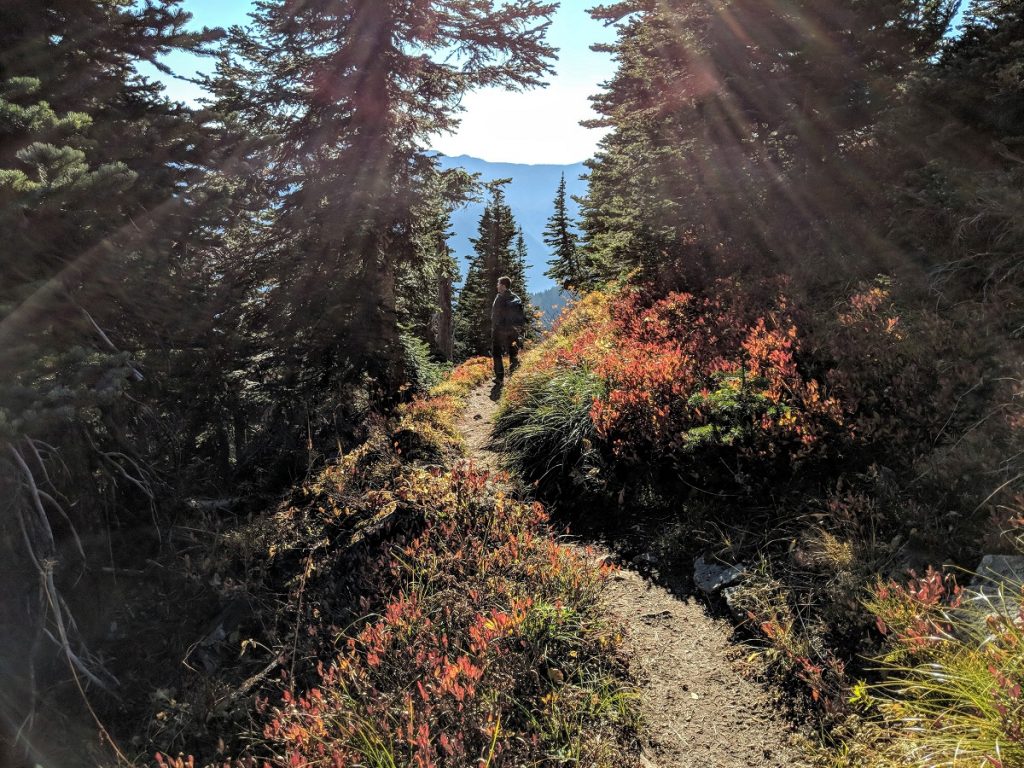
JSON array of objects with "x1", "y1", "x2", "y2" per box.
[
  {"x1": 456, "y1": 382, "x2": 810, "y2": 768},
  {"x1": 454, "y1": 380, "x2": 505, "y2": 474}
]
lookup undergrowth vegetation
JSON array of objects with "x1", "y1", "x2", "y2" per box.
[
  {"x1": 864, "y1": 573, "x2": 1024, "y2": 767},
  {"x1": 494, "y1": 277, "x2": 1024, "y2": 765},
  {"x1": 260, "y1": 466, "x2": 633, "y2": 767},
  {"x1": 392, "y1": 356, "x2": 492, "y2": 462},
  {"x1": 153, "y1": 358, "x2": 636, "y2": 767}
]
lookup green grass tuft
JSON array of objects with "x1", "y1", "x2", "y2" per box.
[{"x1": 493, "y1": 367, "x2": 605, "y2": 492}]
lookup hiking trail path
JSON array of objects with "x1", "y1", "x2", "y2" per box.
[{"x1": 455, "y1": 383, "x2": 809, "y2": 768}]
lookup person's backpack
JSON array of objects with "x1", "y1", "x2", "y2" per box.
[{"x1": 509, "y1": 295, "x2": 527, "y2": 328}]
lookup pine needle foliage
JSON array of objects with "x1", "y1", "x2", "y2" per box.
[{"x1": 544, "y1": 172, "x2": 585, "y2": 291}]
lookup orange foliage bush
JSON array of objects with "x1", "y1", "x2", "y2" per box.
[
  {"x1": 392, "y1": 357, "x2": 492, "y2": 461},
  {"x1": 259, "y1": 465, "x2": 631, "y2": 767},
  {"x1": 502, "y1": 275, "x2": 982, "y2": 498},
  {"x1": 588, "y1": 285, "x2": 842, "y2": 467}
]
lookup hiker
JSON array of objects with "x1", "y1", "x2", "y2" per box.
[{"x1": 491, "y1": 276, "x2": 525, "y2": 384}]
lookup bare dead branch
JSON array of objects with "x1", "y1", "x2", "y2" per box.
[
  {"x1": 38, "y1": 490, "x2": 86, "y2": 562},
  {"x1": 25, "y1": 439, "x2": 56, "y2": 492},
  {"x1": 8, "y1": 444, "x2": 56, "y2": 555},
  {"x1": 73, "y1": 296, "x2": 144, "y2": 381},
  {"x1": 41, "y1": 566, "x2": 118, "y2": 693}
]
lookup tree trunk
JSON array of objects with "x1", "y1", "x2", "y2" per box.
[
  {"x1": 232, "y1": 409, "x2": 246, "y2": 465},
  {"x1": 435, "y1": 272, "x2": 454, "y2": 361}
]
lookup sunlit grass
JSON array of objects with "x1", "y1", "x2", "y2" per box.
[
  {"x1": 493, "y1": 366, "x2": 605, "y2": 489},
  {"x1": 856, "y1": 575, "x2": 1024, "y2": 767}
]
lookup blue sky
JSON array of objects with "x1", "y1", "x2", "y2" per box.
[{"x1": 146, "y1": 0, "x2": 617, "y2": 164}]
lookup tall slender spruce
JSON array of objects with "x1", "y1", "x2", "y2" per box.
[
  {"x1": 544, "y1": 172, "x2": 584, "y2": 290},
  {"x1": 454, "y1": 185, "x2": 532, "y2": 357}
]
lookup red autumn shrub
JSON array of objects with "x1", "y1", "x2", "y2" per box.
[
  {"x1": 859, "y1": 568, "x2": 1024, "y2": 766},
  {"x1": 869, "y1": 567, "x2": 964, "y2": 649},
  {"x1": 259, "y1": 464, "x2": 633, "y2": 767},
  {"x1": 591, "y1": 285, "x2": 843, "y2": 466},
  {"x1": 502, "y1": 275, "x2": 984, "y2": 499},
  {"x1": 393, "y1": 357, "x2": 493, "y2": 461}
]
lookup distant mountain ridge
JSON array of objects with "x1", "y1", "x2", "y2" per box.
[
  {"x1": 435, "y1": 154, "x2": 588, "y2": 295},
  {"x1": 531, "y1": 285, "x2": 573, "y2": 329}
]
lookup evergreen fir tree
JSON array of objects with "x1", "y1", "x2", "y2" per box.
[
  {"x1": 398, "y1": 167, "x2": 475, "y2": 363},
  {"x1": 454, "y1": 185, "x2": 532, "y2": 357},
  {"x1": 882, "y1": 0, "x2": 1024, "y2": 323},
  {"x1": 0, "y1": 0, "x2": 222, "y2": 746},
  {"x1": 513, "y1": 227, "x2": 537, "y2": 336},
  {"x1": 543, "y1": 172, "x2": 584, "y2": 290},
  {"x1": 581, "y1": 0, "x2": 958, "y2": 285},
  {"x1": 513, "y1": 228, "x2": 531, "y2": 293},
  {"x1": 211, "y1": 0, "x2": 555, "y2": 412},
  {"x1": 0, "y1": 1, "x2": 221, "y2": 519}
]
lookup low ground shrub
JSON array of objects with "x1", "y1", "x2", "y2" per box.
[
  {"x1": 828, "y1": 569, "x2": 1024, "y2": 767},
  {"x1": 808, "y1": 277, "x2": 986, "y2": 468},
  {"x1": 402, "y1": 333, "x2": 453, "y2": 393},
  {"x1": 392, "y1": 357, "x2": 491, "y2": 461},
  {"x1": 155, "y1": 356, "x2": 637, "y2": 767},
  {"x1": 260, "y1": 465, "x2": 635, "y2": 767},
  {"x1": 498, "y1": 277, "x2": 983, "y2": 502}
]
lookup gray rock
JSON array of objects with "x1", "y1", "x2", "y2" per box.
[
  {"x1": 693, "y1": 555, "x2": 745, "y2": 595},
  {"x1": 970, "y1": 555, "x2": 1024, "y2": 591},
  {"x1": 722, "y1": 585, "x2": 746, "y2": 622},
  {"x1": 966, "y1": 555, "x2": 1024, "y2": 619}
]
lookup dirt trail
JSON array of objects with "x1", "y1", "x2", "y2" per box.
[
  {"x1": 454, "y1": 382, "x2": 505, "y2": 473},
  {"x1": 455, "y1": 383, "x2": 809, "y2": 768}
]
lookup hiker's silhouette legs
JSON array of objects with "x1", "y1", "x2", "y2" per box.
[{"x1": 492, "y1": 330, "x2": 520, "y2": 383}]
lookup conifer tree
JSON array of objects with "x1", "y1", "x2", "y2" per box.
[
  {"x1": 454, "y1": 185, "x2": 532, "y2": 357},
  {"x1": 513, "y1": 228, "x2": 532, "y2": 296},
  {"x1": 581, "y1": 0, "x2": 958, "y2": 285},
  {"x1": 883, "y1": 0, "x2": 1024, "y2": 320},
  {"x1": 0, "y1": 0, "x2": 221, "y2": 746},
  {"x1": 0, "y1": 1, "x2": 220, "y2": 523},
  {"x1": 514, "y1": 227, "x2": 539, "y2": 338},
  {"x1": 543, "y1": 172, "x2": 584, "y2": 290},
  {"x1": 398, "y1": 168, "x2": 474, "y2": 363},
  {"x1": 212, "y1": 0, "x2": 555, "y2": 412}
]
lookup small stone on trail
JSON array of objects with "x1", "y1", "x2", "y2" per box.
[
  {"x1": 642, "y1": 610, "x2": 672, "y2": 622},
  {"x1": 473, "y1": 414, "x2": 482, "y2": 421},
  {"x1": 693, "y1": 554, "x2": 746, "y2": 595}
]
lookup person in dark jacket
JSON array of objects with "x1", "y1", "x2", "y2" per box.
[{"x1": 491, "y1": 276, "x2": 524, "y2": 384}]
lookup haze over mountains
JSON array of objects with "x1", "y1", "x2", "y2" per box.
[{"x1": 435, "y1": 154, "x2": 587, "y2": 295}]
